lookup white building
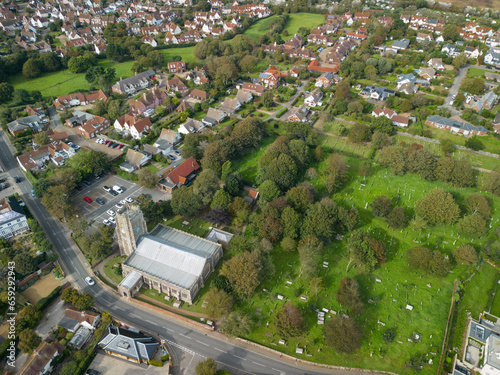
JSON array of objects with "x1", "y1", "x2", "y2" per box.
[{"x1": 0, "y1": 197, "x2": 29, "y2": 239}]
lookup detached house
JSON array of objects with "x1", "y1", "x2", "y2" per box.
[
  {"x1": 128, "y1": 88, "x2": 166, "y2": 115},
  {"x1": 112, "y1": 69, "x2": 156, "y2": 95},
  {"x1": 179, "y1": 118, "x2": 204, "y2": 134},
  {"x1": 304, "y1": 88, "x2": 323, "y2": 107},
  {"x1": 315, "y1": 72, "x2": 335, "y2": 88},
  {"x1": 471, "y1": 91, "x2": 498, "y2": 112},
  {"x1": 114, "y1": 114, "x2": 153, "y2": 140},
  {"x1": 0, "y1": 197, "x2": 29, "y2": 239},
  {"x1": 241, "y1": 82, "x2": 264, "y2": 96},
  {"x1": 287, "y1": 105, "x2": 310, "y2": 123},
  {"x1": 151, "y1": 129, "x2": 181, "y2": 156},
  {"x1": 120, "y1": 149, "x2": 152, "y2": 173},
  {"x1": 168, "y1": 61, "x2": 186, "y2": 73},
  {"x1": 158, "y1": 156, "x2": 200, "y2": 192},
  {"x1": 259, "y1": 65, "x2": 281, "y2": 89},
  {"x1": 360, "y1": 85, "x2": 395, "y2": 101},
  {"x1": 189, "y1": 89, "x2": 209, "y2": 101},
  {"x1": 203, "y1": 108, "x2": 227, "y2": 126},
  {"x1": 167, "y1": 76, "x2": 189, "y2": 96},
  {"x1": 99, "y1": 327, "x2": 159, "y2": 364},
  {"x1": 19, "y1": 342, "x2": 65, "y2": 375},
  {"x1": 426, "y1": 115, "x2": 488, "y2": 136},
  {"x1": 428, "y1": 58, "x2": 445, "y2": 70},
  {"x1": 7, "y1": 115, "x2": 45, "y2": 136},
  {"x1": 235, "y1": 90, "x2": 253, "y2": 104},
  {"x1": 220, "y1": 97, "x2": 241, "y2": 114}
]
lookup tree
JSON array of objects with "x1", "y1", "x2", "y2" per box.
[
  {"x1": 371, "y1": 195, "x2": 392, "y2": 218},
  {"x1": 22, "y1": 58, "x2": 42, "y2": 78},
  {"x1": 225, "y1": 172, "x2": 243, "y2": 196},
  {"x1": 460, "y1": 77, "x2": 485, "y2": 95},
  {"x1": 383, "y1": 327, "x2": 396, "y2": 343},
  {"x1": 324, "y1": 316, "x2": 361, "y2": 354},
  {"x1": 348, "y1": 231, "x2": 377, "y2": 272},
  {"x1": 454, "y1": 245, "x2": 478, "y2": 265},
  {"x1": 281, "y1": 207, "x2": 301, "y2": 239},
  {"x1": 324, "y1": 154, "x2": 348, "y2": 194},
  {"x1": 371, "y1": 131, "x2": 389, "y2": 150},
  {"x1": 301, "y1": 199, "x2": 338, "y2": 239},
  {"x1": 370, "y1": 116, "x2": 395, "y2": 135},
  {"x1": 407, "y1": 246, "x2": 451, "y2": 276},
  {"x1": 452, "y1": 53, "x2": 468, "y2": 68},
  {"x1": 203, "y1": 288, "x2": 234, "y2": 317},
  {"x1": 138, "y1": 168, "x2": 159, "y2": 189},
  {"x1": 440, "y1": 139, "x2": 455, "y2": 155},
  {"x1": 263, "y1": 153, "x2": 298, "y2": 191},
  {"x1": 348, "y1": 123, "x2": 371, "y2": 143},
  {"x1": 171, "y1": 187, "x2": 203, "y2": 217},
  {"x1": 220, "y1": 251, "x2": 263, "y2": 299},
  {"x1": 465, "y1": 136, "x2": 484, "y2": 151},
  {"x1": 409, "y1": 216, "x2": 428, "y2": 234},
  {"x1": 193, "y1": 169, "x2": 220, "y2": 206},
  {"x1": 0, "y1": 82, "x2": 14, "y2": 103},
  {"x1": 335, "y1": 79, "x2": 351, "y2": 101},
  {"x1": 261, "y1": 91, "x2": 274, "y2": 108},
  {"x1": 336, "y1": 277, "x2": 363, "y2": 314},
  {"x1": 211, "y1": 189, "x2": 232, "y2": 210},
  {"x1": 221, "y1": 312, "x2": 253, "y2": 337},
  {"x1": 13, "y1": 253, "x2": 37, "y2": 275},
  {"x1": 60, "y1": 361, "x2": 79, "y2": 375},
  {"x1": 17, "y1": 305, "x2": 43, "y2": 332},
  {"x1": 415, "y1": 188, "x2": 460, "y2": 225},
  {"x1": 18, "y1": 329, "x2": 41, "y2": 354},
  {"x1": 297, "y1": 236, "x2": 323, "y2": 280},
  {"x1": 457, "y1": 212, "x2": 487, "y2": 238},
  {"x1": 442, "y1": 24, "x2": 460, "y2": 41},
  {"x1": 464, "y1": 193, "x2": 490, "y2": 219},
  {"x1": 347, "y1": 101, "x2": 363, "y2": 115},
  {"x1": 285, "y1": 186, "x2": 314, "y2": 213},
  {"x1": 220, "y1": 160, "x2": 233, "y2": 181},
  {"x1": 484, "y1": 172, "x2": 500, "y2": 196},
  {"x1": 274, "y1": 303, "x2": 303, "y2": 338},
  {"x1": 365, "y1": 65, "x2": 377, "y2": 80},
  {"x1": 387, "y1": 207, "x2": 408, "y2": 228},
  {"x1": 239, "y1": 55, "x2": 258, "y2": 72},
  {"x1": 68, "y1": 150, "x2": 108, "y2": 176},
  {"x1": 32, "y1": 178, "x2": 51, "y2": 198}
]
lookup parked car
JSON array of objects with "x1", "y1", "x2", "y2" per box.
[
  {"x1": 86, "y1": 369, "x2": 100, "y2": 375},
  {"x1": 103, "y1": 185, "x2": 111, "y2": 192},
  {"x1": 108, "y1": 217, "x2": 116, "y2": 225},
  {"x1": 174, "y1": 150, "x2": 181, "y2": 156},
  {"x1": 118, "y1": 144, "x2": 124, "y2": 149},
  {"x1": 112, "y1": 143, "x2": 119, "y2": 148},
  {"x1": 125, "y1": 197, "x2": 134, "y2": 203},
  {"x1": 113, "y1": 185, "x2": 123, "y2": 194},
  {"x1": 115, "y1": 204, "x2": 123, "y2": 210},
  {"x1": 110, "y1": 190, "x2": 118, "y2": 196},
  {"x1": 106, "y1": 209, "x2": 115, "y2": 216},
  {"x1": 106, "y1": 142, "x2": 114, "y2": 148},
  {"x1": 75, "y1": 185, "x2": 83, "y2": 191},
  {"x1": 75, "y1": 145, "x2": 81, "y2": 150},
  {"x1": 119, "y1": 199, "x2": 127, "y2": 205},
  {"x1": 85, "y1": 277, "x2": 95, "y2": 286},
  {"x1": 103, "y1": 219, "x2": 110, "y2": 226},
  {"x1": 167, "y1": 155, "x2": 175, "y2": 160},
  {"x1": 14, "y1": 176, "x2": 21, "y2": 183},
  {"x1": 83, "y1": 196, "x2": 93, "y2": 203},
  {"x1": 82, "y1": 180, "x2": 92, "y2": 186},
  {"x1": 96, "y1": 198, "x2": 105, "y2": 205}
]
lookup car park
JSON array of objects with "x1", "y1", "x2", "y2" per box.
[
  {"x1": 96, "y1": 198, "x2": 105, "y2": 205},
  {"x1": 82, "y1": 180, "x2": 92, "y2": 186},
  {"x1": 83, "y1": 196, "x2": 93, "y2": 203},
  {"x1": 126, "y1": 197, "x2": 134, "y2": 203},
  {"x1": 107, "y1": 209, "x2": 116, "y2": 216},
  {"x1": 103, "y1": 219, "x2": 110, "y2": 226},
  {"x1": 103, "y1": 186, "x2": 111, "y2": 192},
  {"x1": 85, "y1": 277, "x2": 95, "y2": 286},
  {"x1": 108, "y1": 217, "x2": 116, "y2": 225},
  {"x1": 113, "y1": 186, "x2": 123, "y2": 194},
  {"x1": 110, "y1": 190, "x2": 118, "y2": 196},
  {"x1": 115, "y1": 204, "x2": 123, "y2": 210}
]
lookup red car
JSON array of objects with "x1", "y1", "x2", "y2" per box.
[
  {"x1": 83, "y1": 196, "x2": 93, "y2": 203},
  {"x1": 118, "y1": 144, "x2": 124, "y2": 149}
]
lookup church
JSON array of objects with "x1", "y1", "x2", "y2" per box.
[{"x1": 116, "y1": 206, "x2": 223, "y2": 304}]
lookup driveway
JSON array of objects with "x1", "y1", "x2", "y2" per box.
[
  {"x1": 47, "y1": 106, "x2": 60, "y2": 128},
  {"x1": 442, "y1": 64, "x2": 469, "y2": 115},
  {"x1": 88, "y1": 351, "x2": 169, "y2": 375}
]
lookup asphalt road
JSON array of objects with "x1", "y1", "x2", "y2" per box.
[{"x1": 0, "y1": 131, "x2": 386, "y2": 375}]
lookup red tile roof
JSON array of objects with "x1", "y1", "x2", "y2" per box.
[{"x1": 165, "y1": 156, "x2": 200, "y2": 185}]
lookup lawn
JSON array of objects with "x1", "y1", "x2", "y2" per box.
[
  {"x1": 427, "y1": 126, "x2": 500, "y2": 157},
  {"x1": 467, "y1": 67, "x2": 489, "y2": 78},
  {"x1": 233, "y1": 136, "x2": 275, "y2": 183},
  {"x1": 163, "y1": 215, "x2": 213, "y2": 237},
  {"x1": 243, "y1": 13, "x2": 325, "y2": 41},
  {"x1": 160, "y1": 45, "x2": 198, "y2": 63},
  {"x1": 145, "y1": 164, "x2": 159, "y2": 173},
  {"x1": 103, "y1": 255, "x2": 127, "y2": 285}
]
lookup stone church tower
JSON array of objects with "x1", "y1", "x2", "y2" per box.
[{"x1": 115, "y1": 205, "x2": 147, "y2": 256}]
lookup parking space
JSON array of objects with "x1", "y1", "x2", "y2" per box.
[
  {"x1": 72, "y1": 174, "x2": 167, "y2": 230},
  {"x1": 0, "y1": 174, "x2": 19, "y2": 200}
]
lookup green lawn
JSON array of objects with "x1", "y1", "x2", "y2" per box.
[
  {"x1": 428, "y1": 126, "x2": 500, "y2": 157},
  {"x1": 163, "y1": 215, "x2": 212, "y2": 237},
  {"x1": 490, "y1": 279, "x2": 500, "y2": 317},
  {"x1": 233, "y1": 136, "x2": 275, "y2": 183},
  {"x1": 160, "y1": 45, "x2": 198, "y2": 63},
  {"x1": 103, "y1": 255, "x2": 127, "y2": 285},
  {"x1": 466, "y1": 67, "x2": 489, "y2": 78},
  {"x1": 145, "y1": 164, "x2": 159, "y2": 173},
  {"x1": 243, "y1": 13, "x2": 325, "y2": 41}
]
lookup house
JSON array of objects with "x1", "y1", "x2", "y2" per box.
[
  {"x1": 158, "y1": 156, "x2": 200, "y2": 193},
  {"x1": 428, "y1": 58, "x2": 445, "y2": 70},
  {"x1": 391, "y1": 38, "x2": 410, "y2": 50},
  {"x1": 494, "y1": 113, "x2": 500, "y2": 133},
  {"x1": 426, "y1": 115, "x2": 488, "y2": 136},
  {"x1": 189, "y1": 89, "x2": 208, "y2": 101},
  {"x1": 441, "y1": 43, "x2": 462, "y2": 57},
  {"x1": 57, "y1": 308, "x2": 100, "y2": 333},
  {"x1": 128, "y1": 88, "x2": 166, "y2": 115},
  {"x1": 259, "y1": 65, "x2": 281, "y2": 89},
  {"x1": 220, "y1": 97, "x2": 241, "y2": 114},
  {"x1": 179, "y1": 118, "x2": 204, "y2": 134},
  {"x1": 151, "y1": 129, "x2": 179, "y2": 156},
  {"x1": 25, "y1": 105, "x2": 45, "y2": 118},
  {"x1": 48, "y1": 141, "x2": 77, "y2": 166},
  {"x1": 417, "y1": 67, "x2": 436, "y2": 80},
  {"x1": 0, "y1": 197, "x2": 29, "y2": 239},
  {"x1": 287, "y1": 105, "x2": 310, "y2": 123},
  {"x1": 372, "y1": 107, "x2": 396, "y2": 119},
  {"x1": 158, "y1": 128, "x2": 181, "y2": 145},
  {"x1": 176, "y1": 100, "x2": 194, "y2": 113},
  {"x1": 241, "y1": 82, "x2": 264, "y2": 96},
  {"x1": 470, "y1": 91, "x2": 498, "y2": 112},
  {"x1": 168, "y1": 61, "x2": 186, "y2": 73},
  {"x1": 235, "y1": 90, "x2": 252, "y2": 104},
  {"x1": 360, "y1": 85, "x2": 395, "y2": 101},
  {"x1": 118, "y1": 222, "x2": 222, "y2": 304},
  {"x1": 54, "y1": 90, "x2": 108, "y2": 110},
  {"x1": 98, "y1": 326, "x2": 159, "y2": 364},
  {"x1": 203, "y1": 108, "x2": 227, "y2": 126},
  {"x1": 17, "y1": 145, "x2": 51, "y2": 172},
  {"x1": 484, "y1": 49, "x2": 500, "y2": 66},
  {"x1": 120, "y1": 149, "x2": 152, "y2": 172},
  {"x1": 114, "y1": 114, "x2": 153, "y2": 140},
  {"x1": 416, "y1": 33, "x2": 433, "y2": 43},
  {"x1": 67, "y1": 111, "x2": 110, "y2": 139},
  {"x1": 7, "y1": 115, "x2": 44, "y2": 136},
  {"x1": 315, "y1": 72, "x2": 335, "y2": 88},
  {"x1": 142, "y1": 35, "x2": 158, "y2": 47},
  {"x1": 392, "y1": 115, "x2": 409, "y2": 127},
  {"x1": 19, "y1": 342, "x2": 65, "y2": 375},
  {"x1": 167, "y1": 76, "x2": 189, "y2": 96},
  {"x1": 112, "y1": 69, "x2": 156, "y2": 95},
  {"x1": 46, "y1": 130, "x2": 69, "y2": 142},
  {"x1": 304, "y1": 88, "x2": 323, "y2": 107}
]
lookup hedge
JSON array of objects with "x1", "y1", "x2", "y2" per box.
[
  {"x1": 36, "y1": 285, "x2": 62, "y2": 310},
  {"x1": 161, "y1": 354, "x2": 169, "y2": 361},
  {"x1": 150, "y1": 359, "x2": 163, "y2": 367},
  {"x1": 276, "y1": 107, "x2": 288, "y2": 118},
  {"x1": 0, "y1": 339, "x2": 13, "y2": 361}
]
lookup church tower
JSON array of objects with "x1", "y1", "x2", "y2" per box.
[{"x1": 115, "y1": 205, "x2": 147, "y2": 256}]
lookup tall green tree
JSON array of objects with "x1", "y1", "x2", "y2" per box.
[{"x1": 415, "y1": 188, "x2": 460, "y2": 225}]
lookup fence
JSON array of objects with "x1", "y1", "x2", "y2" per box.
[{"x1": 18, "y1": 261, "x2": 55, "y2": 287}]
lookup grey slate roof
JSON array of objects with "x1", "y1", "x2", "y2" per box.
[
  {"x1": 112, "y1": 69, "x2": 155, "y2": 93},
  {"x1": 119, "y1": 270, "x2": 142, "y2": 290},
  {"x1": 427, "y1": 115, "x2": 488, "y2": 133},
  {"x1": 7, "y1": 114, "x2": 42, "y2": 133},
  {"x1": 392, "y1": 38, "x2": 410, "y2": 49},
  {"x1": 99, "y1": 326, "x2": 158, "y2": 362},
  {"x1": 124, "y1": 225, "x2": 221, "y2": 290}
]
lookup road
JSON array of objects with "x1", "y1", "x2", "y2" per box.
[
  {"x1": 0, "y1": 131, "x2": 387, "y2": 375},
  {"x1": 47, "y1": 106, "x2": 61, "y2": 128},
  {"x1": 267, "y1": 81, "x2": 307, "y2": 121}
]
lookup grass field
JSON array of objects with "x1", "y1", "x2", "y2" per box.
[
  {"x1": 160, "y1": 46, "x2": 198, "y2": 63},
  {"x1": 467, "y1": 68, "x2": 489, "y2": 78},
  {"x1": 103, "y1": 255, "x2": 127, "y2": 285},
  {"x1": 445, "y1": 0, "x2": 500, "y2": 9},
  {"x1": 243, "y1": 13, "x2": 325, "y2": 41},
  {"x1": 428, "y1": 126, "x2": 500, "y2": 157}
]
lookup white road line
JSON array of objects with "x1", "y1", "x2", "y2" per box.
[
  {"x1": 214, "y1": 348, "x2": 227, "y2": 353},
  {"x1": 166, "y1": 328, "x2": 175, "y2": 332},
  {"x1": 233, "y1": 355, "x2": 246, "y2": 360},
  {"x1": 271, "y1": 368, "x2": 286, "y2": 374},
  {"x1": 179, "y1": 333, "x2": 191, "y2": 339},
  {"x1": 114, "y1": 306, "x2": 124, "y2": 311},
  {"x1": 145, "y1": 319, "x2": 155, "y2": 325},
  {"x1": 195, "y1": 340, "x2": 209, "y2": 347},
  {"x1": 252, "y1": 361, "x2": 265, "y2": 367}
]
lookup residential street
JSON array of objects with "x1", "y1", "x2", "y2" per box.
[
  {"x1": 442, "y1": 64, "x2": 469, "y2": 115},
  {"x1": 0, "y1": 130, "x2": 389, "y2": 375},
  {"x1": 267, "y1": 81, "x2": 307, "y2": 121}
]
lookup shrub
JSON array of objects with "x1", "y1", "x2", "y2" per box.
[
  {"x1": 36, "y1": 286, "x2": 62, "y2": 310},
  {"x1": 150, "y1": 359, "x2": 163, "y2": 367},
  {"x1": 161, "y1": 354, "x2": 170, "y2": 361}
]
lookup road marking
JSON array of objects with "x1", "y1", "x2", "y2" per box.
[
  {"x1": 114, "y1": 306, "x2": 124, "y2": 311},
  {"x1": 214, "y1": 348, "x2": 227, "y2": 353},
  {"x1": 252, "y1": 361, "x2": 265, "y2": 367},
  {"x1": 167, "y1": 340, "x2": 204, "y2": 357},
  {"x1": 195, "y1": 340, "x2": 209, "y2": 347},
  {"x1": 272, "y1": 368, "x2": 286, "y2": 374},
  {"x1": 179, "y1": 333, "x2": 191, "y2": 339},
  {"x1": 233, "y1": 355, "x2": 246, "y2": 360},
  {"x1": 145, "y1": 319, "x2": 155, "y2": 325},
  {"x1": 166, "y1": 328, "x2": 175, "y2": 332}
]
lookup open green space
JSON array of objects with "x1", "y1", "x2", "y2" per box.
[
  {"x1": 163, "y1": 215, "x2": 213, "y2": 238},
  {"x1": 103, "y1": 255, "x2": 126, "y2": 285},
  {"x1": 233, "y1": 136, "x2": 275, "y2": 183},
  {"x1": 428, "y1": 126, "x2": 500, "y2": 157},
  {"x1": 243, "y1": 13, "x2": 325, "y2": 41},
  {"x1": 160, "y1": 45, "x2": 198, "y2": 63},
  {"x1": 461, "y1": 264, "x2": 499, "y2": 319},
  {"x1": 466, "y1": 67, "x2": 489, "y2": 78}
]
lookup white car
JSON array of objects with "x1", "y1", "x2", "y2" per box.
[
  {"x1": 119, "y1": 199, "x2": 127, "y2": 205},
  {"x1": 113, "y1": 185, "x2": 123, "y2": 194},
  {"x1": 103, "y1": 219, "x2": 110, "y2": 226},
  {"x1": 85, "y1": 277, "x2": 95, "y2": 286},
  {"x1": 106, "y1": 209, "x2": 116, "y2": 216},
  {"x1": 125, "y1": 197, "x2": 134, "y2": 203},
  {"x1": 115, "y1": 204, "x2": 123, "y2": 210},
  {"x1": 108, "y1": 217, "x2": 116, "y2": 224}
]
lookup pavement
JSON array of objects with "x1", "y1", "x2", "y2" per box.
[{"x1": 0, "y1": 129, "x2": 390, "y2": 375}]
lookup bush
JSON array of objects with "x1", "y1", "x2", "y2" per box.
[
  {"x1": 36, "y1": 286, "x2": 62, "y2": 310},
  {"x1": 161, "y1": 354, "x2": 170, "y2": 361},
  {"x1": 0, "y1": 339, "x2": 13, "y2": 361},
  {"x1": 150, "y1": 359, "x2": 163, "y2": 367}
]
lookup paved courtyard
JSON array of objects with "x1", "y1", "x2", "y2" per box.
[{"x1": 88, "y1": 351, "x2": 169, "y2": 375}]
